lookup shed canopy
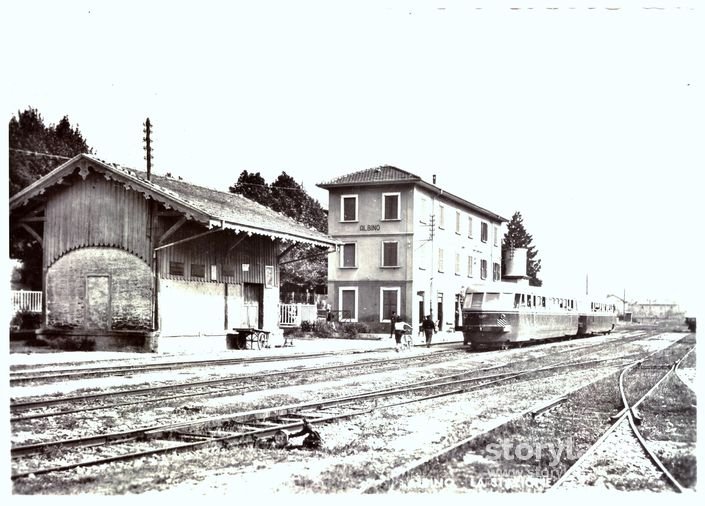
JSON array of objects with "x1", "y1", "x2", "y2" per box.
[{"x1": 10, "y1": 154, "x2": 337, "y2": 248}]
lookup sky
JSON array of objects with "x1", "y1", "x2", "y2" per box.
[{"x1": 2, "y1": 0, "x2": 703, "y2": 312}]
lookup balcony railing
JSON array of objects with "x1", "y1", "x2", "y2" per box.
[{"x1": 11, "y1": 290, "x2": 42, "y2": 313}]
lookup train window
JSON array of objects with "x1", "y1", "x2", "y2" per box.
[
  {"x1": 470, "y1": 293, "x2": 484, "y2": 309},
  {"x1": 514, "y1": 294, "x2": 521, "y2": 308},
  {"x1": 485, "y1": 293, "x2": 502, "y2": 309},
  {"x1": 527, "y1": 296, "x2": 532, "y2": 308}
]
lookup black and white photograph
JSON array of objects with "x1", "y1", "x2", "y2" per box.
[{"x1": 3, "y1": 0, "x2": 701, "y2": 498}]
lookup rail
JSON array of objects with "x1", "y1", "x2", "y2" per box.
[{"x1": 11, "y1": 290, "x2": 42, "y2": 314}]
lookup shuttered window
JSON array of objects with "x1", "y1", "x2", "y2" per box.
[
  {"x1": 341, "y1": 243, "x2": 356, "y2": 268},
  {"x1": 382, "y1": 193, "x2": 400, "y2": 220},
  {"x1": 340, "y1": 288, "x2": 357, "y2": 321},
  {"x1": 191, "y1": 263, "x2": 205, "y2": 278},
  {"x1": 382, "y1": 241, "x2": 399, "y2": 267},
  {"x1": 341, "y1": 195, "x2": 358, "y2": 222},
  {"x1": 169, "y1": 261, "x2": 184, "y2": 276}
]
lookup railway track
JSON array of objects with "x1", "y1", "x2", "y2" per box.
[
  {"x1": 10, "y1": 329, "x2": 655, "y2": 424},
  {"x1": 358, "y1": 334, "x2": 694, "y2": 493},
  {"x1": 11, "y1": 355, "x2": 629, "y2": 480},
  {"x1": 550, "y1": 343, "x2": 694, "y2": 492},
  {"x1": 9, "y1": 350, "x2": 497, "y2": 421},
  {"x1": 9, "y1": 329, "x2": 651, "y2": 385},
  {"x1": 9, "y1": 347, "x2": 405, "y2": 385}
]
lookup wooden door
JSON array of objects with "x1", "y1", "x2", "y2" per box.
[
  {"x1": 244, "y1": 283, "x2": 263, "y2": 329},
  {"x1": 86, "y1": 275, "x2": 111, "y2": 329}
]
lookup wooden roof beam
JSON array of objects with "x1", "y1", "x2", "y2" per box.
[{"x1": 158, "y1": 216, "x2": 187, "y2": 245}]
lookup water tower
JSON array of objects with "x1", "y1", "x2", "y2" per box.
[{"x1": 503, "y1": 247, "x2": 530, "y2": 285}]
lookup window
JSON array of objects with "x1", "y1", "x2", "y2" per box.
[
  {"x1": 210, "y1": 265, "x2": 217, "y2": 279},
  {"x1": 340, "y1": 243, "x2": 357, "y2": 268},
  {"x1": 480, "y1": 259, "x2": 488, "y2": 279},
  {"x1": 169, "y1": 261, "x2": 184, "y2": 276},
  {"x1": 419, "y1": 197, "x2": 428, "y2": 223},
  {"x1": 339, "y1": 287, "x2": 358, "y2": 321},
  {"x1": 382, "y1": 193, "x2": 400, "y2": 220},
  {"x1": 468, "y1": 216, "x2": 473, "y2": 238},
  {"x1": 494, "y1": 226, "x2": 499, "y2": 247},
  {"x1": 455, "y1": 252, "x2": 461, "y2": 275},
  {"x1": 493, "y1": 262, "x2": 501, "y2": 281},
  {"x1": 438, "y1": 248, "x2": 444, "y2": 272},
  {"x1": 455, "y1": 211, "x2": 461, "y2": 234},
  {"x1": 382, "y1": 241, "x2": 399, "y2": 267},
  {"x1": 341, "y1": 195, "x2": 358, "y2": 222},
  {"x1": 222, "y1": 264, "x2": 235, "y2": 278},
  {"x1": 438, "y1": 205, "x2": 445, "y2": 229},
  {"x1": 418, "y1": 243, "x2": 427, "y2": 270},
  {"x1": 380, "y1": 287, "x2": 400, "y2": 322},
  {"x1": 191, "y1": 263, "x2": 205, "y2": 278},
  {"x1": 481, "y1": 222, "x2": 488, "y2": 243},
  {"x1": 467, "y1": 256, "x2": 474, "y2": 277}
]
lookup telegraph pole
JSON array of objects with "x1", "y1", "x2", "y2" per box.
[
  {"x1": 143, "y1": 118, "x2": 153, "y2": 181},
  {"x1": 429, "y1": 213, "x2": 435, "y2": 321}
]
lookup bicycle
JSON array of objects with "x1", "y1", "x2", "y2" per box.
[{"x1": 400, "y1": 325, "x2": 414, "y2": 351}]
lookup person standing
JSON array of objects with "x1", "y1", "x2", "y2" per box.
[
  {"x1": 389, "y1": 311, "x2": 398, "y2": 339},
  {"x1": 394, "y1": 317, "x2": 413, "y2": 351},
  {"x1": 421, "y1": 314, "x2": 436, "y2": 348}
]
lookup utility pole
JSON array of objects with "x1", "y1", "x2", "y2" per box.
[
  {"x1": 429, "y1": 212, "x2": 435, "y2": 321},
  {"x1": 143, "y1": 118, "x2": 153, "y2": 181}
]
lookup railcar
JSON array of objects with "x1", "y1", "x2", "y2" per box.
[
  {"x1": 577, "y1": 300, "x2": 617, "y2": 336},
  {"x1": 461, "y1": 282, "x2": 616, "y2": 349}
]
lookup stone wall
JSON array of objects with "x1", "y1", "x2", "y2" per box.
[{"x1": 46, "y1": 247, "x2": 152, "y2": 330}]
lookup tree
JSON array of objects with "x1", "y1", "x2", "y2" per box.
[
  {"x1": 9, "y1": 108, "x2": 92, "y2": 289},
  {"x1": 229, "y1": 170, "x2": 329, "y2": 297},
  {"x1": 9, "y1": 108, "x2": 91, "y2": 196},
  {"x1": 228, "y1": 171, "x2": 271, "y2": 206},
  {"x1": 502, "y1": 211, "x2": 543, "y2": 287}
]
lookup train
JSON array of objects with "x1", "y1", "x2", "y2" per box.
[{"x1": 461, "y1": 281, "x2": 617, "y2": 349}]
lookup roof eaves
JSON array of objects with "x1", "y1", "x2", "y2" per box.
[{"x1": 416, "y1": 180, "x2": 508, "y2": 223}]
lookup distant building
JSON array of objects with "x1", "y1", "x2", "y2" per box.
[
  {"x1": 9, "y1": 154, "x2": 336, "y2": 350},
  {"x1": 318, "y1": 167, "x2": 507, "y2": 332},
  {"x1": 629, "y1": 302, "x2": 682, "y2": 320}
]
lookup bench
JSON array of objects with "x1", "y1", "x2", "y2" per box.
[{"x1": 226, "y1": 328, "x2": 271, "y2": 350}]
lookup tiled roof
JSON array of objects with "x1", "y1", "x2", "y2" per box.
[
  {"x1": 317, "y1": 165, "x2": 508, "y2": 223},
  {"x1": 10, "y1": 154, "x2": 337, "y2": 247},
  {"x1": 317, "y1": 165, "x2": 421, "y2": 187}
]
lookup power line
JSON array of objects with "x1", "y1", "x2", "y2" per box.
[
  {"x1": 10, "y1": 147, "x2": 313, "y2": 192},
  {"x1": 9, "y1": 148, "x2": 71, "y2": 160}
]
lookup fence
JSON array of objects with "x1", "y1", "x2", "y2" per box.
[
  {"x1": 11, "y1": 290, "x2": 42, "y2": 314},
  {"x1": 278, "y1": 303, "x2": 319, "y2": 327}
]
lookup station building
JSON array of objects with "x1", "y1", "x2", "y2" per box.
[
  {"x1": 9, "y1": 154, "x2": 336, "y2": 351},
  {"x1": 318, "y1": 167, "x2": 507, "y2": 333}
]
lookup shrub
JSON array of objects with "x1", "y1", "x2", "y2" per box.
[
  {"x1": 10, "y1": 310, "x2": 42, "y2": 330},
  {"x1": 313, "y1": 322, "x2": 338, "y2": 338},
  {"x1": 341, "y1": 322, "x2": 370, "y2": 338},
  {"x1": 300, "y1": 320, "x2": 315, "y2": 332}
]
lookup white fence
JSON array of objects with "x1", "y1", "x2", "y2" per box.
[
  {"x1": 278, "y1": 304, "x2": 319, "y2": 327},
  {"x1": 11, "y1": 290, "x2": 42, "y2": 313}
]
